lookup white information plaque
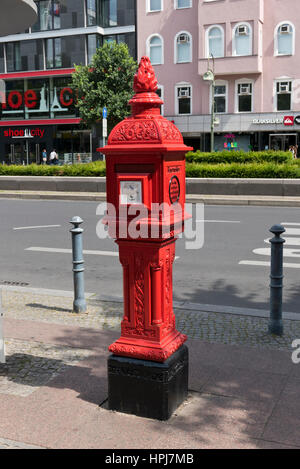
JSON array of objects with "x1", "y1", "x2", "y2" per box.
[{"x1": 120, "y1": 181, "x2": 142, "y2": 205}]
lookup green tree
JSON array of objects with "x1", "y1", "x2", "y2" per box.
[{"x1": 72, "y1": 41, "x2": 138, "y2": 130}]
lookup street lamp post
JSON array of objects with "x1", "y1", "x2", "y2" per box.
[{"x1": 203, "y1": 56, "x2": 215, "y2": 153}]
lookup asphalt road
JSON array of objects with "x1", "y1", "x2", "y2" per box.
[{"x1": 0, "y1": 198, "x2": 299, "y2": 313}]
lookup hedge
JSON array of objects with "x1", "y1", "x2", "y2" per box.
[
  {"x1": 0, "y1": 161, "x2": 106, "y2": 177},
  {"x1": 0, "y1": 156, "x2": 300, "y2": 179},
  {"x1": 185, "y1": 162, "x2": 300, "y2": 179},
  {"x1": 185, "y1": 150, "x2": 293, "y2": 164}
]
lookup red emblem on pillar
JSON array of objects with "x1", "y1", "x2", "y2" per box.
[{"x1": 97, "y1": 56, "x2": 193, "y2": 363}]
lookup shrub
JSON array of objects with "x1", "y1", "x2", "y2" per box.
[
  {"x1": 0, "y1": 161, "x2": 106, "y2": 177},
  {"x1": 186, "y1": 162, "x2": 300, "y2": 179},
  {"x1": 185, "y1": 150, "x2": 293, "y2": 164}
]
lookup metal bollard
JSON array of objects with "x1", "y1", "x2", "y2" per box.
[
  {"x1": 70, "y1": 216, "x2": 87, "y2": 314},
  {"x1": 268, "y1": 224, "x2": 285, "y2": 336},
  {"x1": 0, "y1": 289, "x2": 5, "y2": 364}
]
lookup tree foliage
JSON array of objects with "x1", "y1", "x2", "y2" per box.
[{"x1": 72, "y1": 41, "x2": 138, "y2": 129}]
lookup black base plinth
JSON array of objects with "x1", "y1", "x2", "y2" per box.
[{"x1": 107, "y1": 345, "x2": 188, "y2": 421}]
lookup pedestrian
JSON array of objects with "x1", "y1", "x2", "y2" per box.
[
  {"x1": 42, "y1": 148, "x2": 47, "y2": 165},
  {"x1": 49, "y1": 149, "x2": 58, "y2": 165}
]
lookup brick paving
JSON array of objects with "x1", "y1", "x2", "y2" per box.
[
  {"x1": 2, "y1": 289, "x2": 299, "y2": 352},
  {"x1": 1, "y1": 288, "x2": 300, "y2": 449}
]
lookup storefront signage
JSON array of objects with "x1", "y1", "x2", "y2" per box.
[
  {"x1": 252, "y1": 116, "x2": 296, "y2": 126},
  {"x1": 284, "y1": 116, "x2": 294, "y2": 126},
  {"x1": 224, "y1": 133, "x2": 238, "y2": 149},
  {"x1": 252, "y1": 118, "x2": 284, "y2": 125},
  {"x1": 3, "y1": 128, "x2": 45, "y2": 138},
  {"x1": 0, "y1": 85, "x2": 74, "y2": 114},
  {"x1": 294, "y1": 116, "x2": 300, "y2": 125}
]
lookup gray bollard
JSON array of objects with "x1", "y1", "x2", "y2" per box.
[
  {"x1": 268, "y1": 224, "x2": 285, "y2": 336},
  {"x1": 70, "y1": 216, "x2": 87, "y2": 314}
]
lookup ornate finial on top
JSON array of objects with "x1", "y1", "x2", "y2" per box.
[{"x1": 133, "y1": 56, "x2": 158, "y2": 93}]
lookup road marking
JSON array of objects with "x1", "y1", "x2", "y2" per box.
[
  {"x1": 26, "y1": 247, "x2": 119, "y2": 256},
  {"x1": 196, "y1": 220, "x2": 240, "y2": 223},
  {"x1": 283, "y1": 228, "x2": 300, "y2": 236},
  {"x1": 281, "y1": 222, "x2": 300, "y2": 226},
  {"x1": 253, "y1": 247, "x2": 300, "y2": 258},
  {"x1": 25, "y1": 247, "x2": 180, "y2": 259},
  {"x1": 14, "y1": 225, "x2": 61, "y2": 231},
  {"x1": 264, "y1": 237, "x2": 300, "y2": 246},
  {"x1": 239, "y1": 260, "x2": 300, "y2": 269}
]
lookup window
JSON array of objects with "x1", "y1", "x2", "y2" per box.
[
  {"x1": 175, "y1": 0, "x2": 192, "y2": 8},
  {"x1": 214, "y1": 82, "x2": 227, "y2": 113},
  {"x1": 32, "y1": 0, "x2": 61, "y2": 32},
  {"x1": 275, "y1": 22, "x2": 295, "y2": 56},
  {"x1": 175, "y1": 32, "x2": 192, "y2": 63},
  {"x1": 147, "y1": 35, "x2": 163, "y2": 64},
  {"x1": 87, "y1": 34, "x2": 102, "y2": 64},
  {"x1": 156, "y1": 85, "x2": 164, "y2": 115},
  {"x1": 46, "y1": 38, "x2": 62, "y2": 68},
  {"x1": 207, "y1": 26, "x2": 224, "y2": 58},
  {"x1": 148, "y1": 0, "x2": 162, "y2": 12},
  {"x1": 233, "y1": 23, "x2": 252, "y2": 56},
  {"x1": 176, "y1": 84, "x2": 192, "y2": 114},
  {"x1": 103, "y1": 33, "x2": 136, "y2": 58},
  {"x1": 276, "y1": 80, "x2": 292, "y2": 111},
  {"x1": 86, "y1": 0, "x2": 97, "y2": 26},
  {"x1": 6, "y1": 43, "x2": 21, "y2": 72},
  {"x1": 236, "y1": 82, "x2": 253, "y2": 112}
]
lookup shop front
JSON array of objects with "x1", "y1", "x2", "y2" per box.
[
  {"x1": 0, "y1": 124, "x2": 92, "y2": 164},
  {"x1": 173, "y1": 112, "x2": 300, "y2": 153}
]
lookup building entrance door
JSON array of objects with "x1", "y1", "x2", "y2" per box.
[
  {"x1": 6, "y1": 142, "x2": 44, "y2": 165},
  {"x1": 269, "y1": 134, "x2": 297, "y2": 151}
]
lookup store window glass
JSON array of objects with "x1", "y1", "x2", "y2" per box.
[
  {"x1": 51, "y1": 77, "x2": 77, "y2": 118},
  {"x1": 1, "y1": 80, "x2": 25, "y2": 120},
  {"x1": 25, "y1": 78, "x2": 50, "y2": 119}
]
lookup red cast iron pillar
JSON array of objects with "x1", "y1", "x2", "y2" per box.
[{"x1": 98, "y1": 57, "x2": 193, "y2": 420}]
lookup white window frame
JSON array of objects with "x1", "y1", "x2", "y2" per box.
[
  {"x1": 206, "y1": 25, "x2": 224, "y2": 58},
  {"x1": 235, "y1": 78, "x2": 254, "y2": 113},
  {"x1": 274, "y1": 21, "x2": 295, "y2": 56},
  {"x1": 274, "y1": 78, "x2": 293, "y2": 111},
  {"x1": 174, "y1": 31, "x2": 192, "y2": 63},
  {"x1": 174, "y1": 0, "x2": 192, "y2": 9},
  {"x1": 211, "y1": 80, "x2": 228, "y2": 114},
  {"x1": 175, "y1": 82, "x2": 192, "y2": 115},
  {"x1": 146, "y1": 0, "x2": 163, "y2": 13},
  {"x1": 146, "y1": 33, "x2": 164, "y2": 65},
  {"x1": 232, "y1": 22, "x2": 253, "y2": 56}
]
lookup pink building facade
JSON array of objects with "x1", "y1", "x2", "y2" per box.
[{"x1": 137, "y1": 0, "x2": 300, "y2": 152}]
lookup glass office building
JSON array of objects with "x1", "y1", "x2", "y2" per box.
[{"x1": 0, "y1": 0, "x2": 136, "y2": 164}]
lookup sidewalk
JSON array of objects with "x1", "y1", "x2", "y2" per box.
[{"x1": 0, "y1": 286, "x2": 300, "y2": 449}]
